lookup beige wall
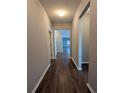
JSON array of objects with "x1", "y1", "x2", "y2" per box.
[
  {"x1": 88, "y1": 0, "x2": 97, "y2": 92},
  {"x1": 72, "y1": 0, "x2": 90, "y2": 65},
  {"x1": 27, "y1": 0, "x2": 52, "y2": 92},
  {"x1": 72, "y1": 0, "x2": 97, "y2": 92},
  {"x1": 53, "y1": 23, "x2": 72, "y2": 29}
]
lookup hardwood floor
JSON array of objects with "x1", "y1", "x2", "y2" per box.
[{"x1": 36, "y1": 47, "x2": 90, "y2": 93}]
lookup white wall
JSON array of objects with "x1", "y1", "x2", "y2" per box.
[
  {"x1": 27, "y1": 0, "x2": 52, "y2": 92},
  {"x1": 55, "y1": 30, "x2": 63, "y2": 52},
  {"x1": 78, "y1": 18, "x2": 83, "y2": 68},
  {"x1": 82, "y1": 11, "x2": 90, "y2": 62}
]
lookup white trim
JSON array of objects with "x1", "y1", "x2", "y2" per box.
[
  {"x1": 87, "y1": 83, "x2": 96, "y2": 93},
  {"x1": 70, "y1": 57, "x2": 79, "y2": 70},
  {"x1": 31, "y1": 64, "x2": 51, "y2": 93}
]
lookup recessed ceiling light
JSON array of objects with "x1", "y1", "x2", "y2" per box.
[{"x1": 57, "y1": 10, "x2": 65, "y2": 17}]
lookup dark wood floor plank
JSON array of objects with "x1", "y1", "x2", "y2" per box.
[{"x1": 36, "y1": 47, "x2": 90, "y2": 93}]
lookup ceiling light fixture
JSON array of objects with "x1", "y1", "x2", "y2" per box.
[{"x1": 57, "y1": 10, "x2": 65, "y2": 17}]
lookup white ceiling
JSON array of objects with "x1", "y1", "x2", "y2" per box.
[{"x1": 40, "y1": 0, "x2": 81, "y2": 24}]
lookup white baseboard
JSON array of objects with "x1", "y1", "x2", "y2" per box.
[
  {"x1": 31, "y1": 64, "x2": 51, "y2": 93},
  {"x1": 70, "y1": 57, "x2": 80, "y2": 70},
  {"x1": 87, "y1": 83, "x2": 96, "y2": 93}
]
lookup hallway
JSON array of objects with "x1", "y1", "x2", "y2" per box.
[
  {"x1": 27, "y1": 0, "x2": 97, "y2": 92},
  {"x1": 36, "y1": 48, "x2": 90, "y2": 93}
]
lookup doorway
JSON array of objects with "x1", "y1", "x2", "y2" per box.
[
  {"x1": 54, "y1": 29, "x2": 71, "y2": 57},
  {"x1": 62, "y1": 30, "x2": 71, "y2": 56},
  {"x1": 49, "y1": 31, "x2": 53, "y2": 60},
  {"x1": 78, "y1": 5, "x2": 90, "y2": 70}
]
